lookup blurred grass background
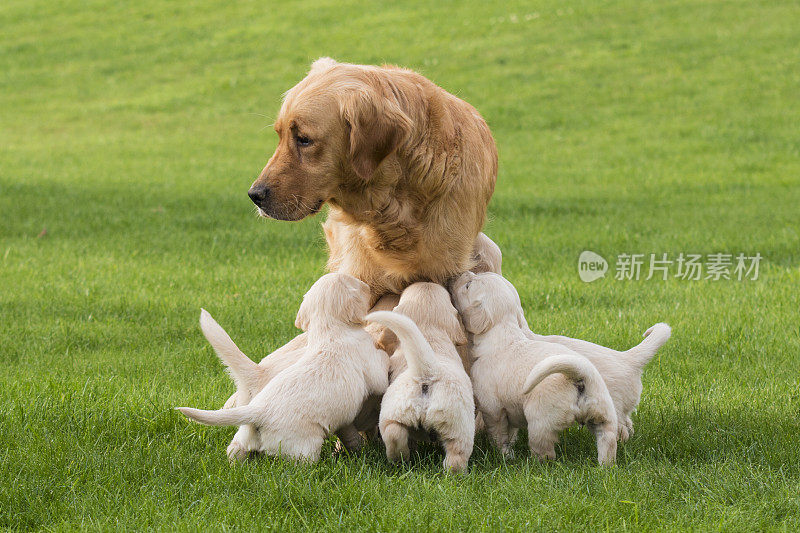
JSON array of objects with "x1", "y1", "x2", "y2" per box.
[{"x1": 1, "y1": 0, "x2": 799, "y2": 529}]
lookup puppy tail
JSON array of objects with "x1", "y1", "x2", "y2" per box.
[
  {"x1": 623, "y1": 323, "x2": 671, "y2": 368},
  {"x1": 200, "y1": 309, "x2": 264, "y2": 400},
  {"x1": 523, "y1": 353, "x2": 610, "y2": 401},
  {"x1": 365, "y1": 311, "x2": 438, "y2": 377},
  {"x1": 176, "y1": 405, "x2": 258, "y2": 427},
  {"x1": 523, "y1": 354, "x2": 618, "y2": 465}
]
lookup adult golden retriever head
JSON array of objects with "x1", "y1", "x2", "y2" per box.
[{"x1": 249, "y1": 58, "x2": 413, "y2": 221}]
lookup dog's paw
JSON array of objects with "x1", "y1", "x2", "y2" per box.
[
  {"x1": 618, "y1": 418, "x2": 634, "y2": 442},
  {"x1": 226, "y1": 440, "x2": 251, "y2": 462},
  {"x1": 501, "y1": 445, "x2": 516, "y2": 460}
]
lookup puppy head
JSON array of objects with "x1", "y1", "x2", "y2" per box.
[
  {"x1": 395, "y1": 282, "x2": 467, "y2": 345},
  {"x1": 248, "y1": 58, "x2": 412, "y2": 220},
  {"x1": 451, "y1": 272, "x2": 524, "y2": 335},
  {"x1": 295, "y1": 273, "x2": 371, "y2": 330}
]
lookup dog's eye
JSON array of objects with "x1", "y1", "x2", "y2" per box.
[{"x1": 296, "y1": 135, "x2": 312, "y2": 147}]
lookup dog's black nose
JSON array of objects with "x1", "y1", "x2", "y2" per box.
[{"x1": 248, "y1": 184, "x2": 270, "y2": 206}]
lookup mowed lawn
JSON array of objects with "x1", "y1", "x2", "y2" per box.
[{"x1": 2, "y1": 0, "x2": 799, "y2": 529}]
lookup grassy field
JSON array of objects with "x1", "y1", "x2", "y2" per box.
[{"x1": 2, "y1": 0, "x2": 799, "y2": 529}]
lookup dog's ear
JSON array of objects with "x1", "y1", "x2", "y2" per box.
[
  {"x1": 337, "y1": 275, "x2": 372, "y2": 325},
  {"x1": 461, "y1": 298, "x2": 495, "y2": 336},
  {"x1": 342, "y1": 87, "x2": 412, "y2": 181},
  {"x1": 444, "y1": 309, "x2": 468, "y2": 346},
  {"x1": 295, "y1": 296, "x2": 313, "y2": 331}
]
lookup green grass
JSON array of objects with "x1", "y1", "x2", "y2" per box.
[{"x1": 2, "y1": 0, "x2": 799, "y2": 529}]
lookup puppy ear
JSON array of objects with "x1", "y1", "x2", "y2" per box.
[
  {"x1": 295, "y1": 297, "x2": 312, "y2": 331},
  {"x1": 445, "y1": 310, "x2": 468, "y2": 346},
  {"x1": 338, "y1": 276, "x2": 371, "y2": 325},
  {"x1": 342, "y1": 88, "x2": 412, "y2": 181},
  {"x1": 465, "y1": 301, "x2": 494, "y2": 336}
]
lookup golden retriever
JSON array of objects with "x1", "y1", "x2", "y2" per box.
[{"x1": 248, "y1": 58, "x2": 497, "y2": 296}]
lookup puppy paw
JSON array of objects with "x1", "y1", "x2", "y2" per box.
[
  {"x1": 618, "y1": 418, "x2": 634, "y2": 442},
  {"x1": 501, "y1": 445, "x2": 515, "y2": 460},
  {"x1": 443, "y1": 455, "x2": 469, "y2": 473},
  {"x1": 222, "y1": 392, "x2": 239, "y2": 410},
  {"x1": 226, "y1": 440, "x2": 251, "y2": 462}
]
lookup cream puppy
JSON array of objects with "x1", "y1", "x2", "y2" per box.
[
  {"x1": 221, "y1": 333, "x2": 307, "y2": 409},
  {"x1": 177, "y1": 273, "x2": 389, "y2": 462},
  {"x1": 223, "y1": 293, "x2": 400, "y2": 410},
  {"x1": 471, "y1": 232, "x2": 503, "y2": 275},
  {"x1": 451, "y1": 272, "x2": 618, "y2": 463},
  {"x1": 452, "y1": 272, "x2": 671, "y2": 463},
  {"x1": 453, "y1": 271, "x2": 671, "y2": 441},
  {"x1": 366, "y1": 283, "x2": 474, "y2": 472},
  {"x1": 523, "y1": 324, "x2": 671, "y2": 441}
]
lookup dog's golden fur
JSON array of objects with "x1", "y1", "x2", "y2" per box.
[{"x1": 249, "y1": 58, "x2": 497, "y2": 296}]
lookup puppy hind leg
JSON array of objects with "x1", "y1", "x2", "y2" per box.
[
  {"x1": 222, "y1": 391, "x2": 239, "y2": 409},
  {"x1": 442, "y1": 437, "x2": 472, "y2": 473},
  {"x1": 286, "y1": 435, "x2": 325, "y2": 463},
  {"x1": 483, "y1": 410, "x2": 514, "y2": 459},
  {"x1": 527, "y1": 430, "x2": 557, "y2": 462},
  {"x1": 589, "y1": 420, "x2": 618, "y2": 465},
  {"x1": 380, "y1": 421, "x2": 411, "y2": 463},
  {"x1": 227, "y1": 424, "x2": 260, "y2": 462}
]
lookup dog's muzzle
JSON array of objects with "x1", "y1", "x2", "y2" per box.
[{"x1": 248, "y1": 184, "x2": 270, "y2": 209}]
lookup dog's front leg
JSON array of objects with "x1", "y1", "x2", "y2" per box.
[{"x1": 483, "y1": 410, "x2": 514, "y2": 459}]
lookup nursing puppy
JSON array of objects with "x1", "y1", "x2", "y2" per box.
[
  {"x1": 454, "y1": 271, "x2": 671, "y2": 441},
  {"x1": 222, "y1": 293, "x2": 400, "y2": 410},
  {"x1": 453, "y1": 272, "x2": 670, "y2": 462},
  {"x1": 247, "y1": 58, "x2": 497, "y2": 297},
  {"x1": 471, "y1": 232, "x2": 503, "y2": 275},
  {"x1": 366, "y1": 283, "x2": 474, "y2": 472},
  {"x1": 452, "y1": 272, "x2": 620, "y2": 464},
  {"x1": 177, "y1": 273, "x2": 389, "y2": 462}
]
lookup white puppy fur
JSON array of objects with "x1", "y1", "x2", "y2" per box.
[
  {"x1": 222, "y1": 293, "x2": 403, "y2": 410},
  {"x1": 452, "y1": 272, "x2": 620, "y2": 463},
  {"x1": 366, "y1": 283, "x2": 474, "y2": 472},
  {"x1": 452, "y1": 272, "x2": 671, "y2": 463},
  {"x1": 177, "y1": 273, "x2": 389, "y2": 462},
  {"x1": 221, "y1": 333, "x2": 307, "y2": 409},
  {"x1": 455, "y1": 271, "x2": 670, "y2": 441},
  {"x1": 523, "y1": 322, "x2": 671, "y2": 441}
]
